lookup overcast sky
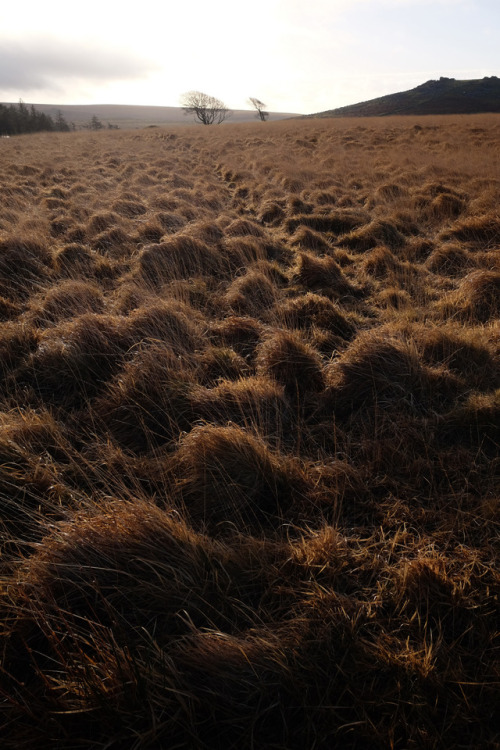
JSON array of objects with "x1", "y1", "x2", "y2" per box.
[{"x1": 1, "y1": 0, "x2": 499, "y2": 114}]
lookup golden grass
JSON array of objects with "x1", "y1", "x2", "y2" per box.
[{"x1": 0, "y1": 115, "x2": 499, "y2": 749}]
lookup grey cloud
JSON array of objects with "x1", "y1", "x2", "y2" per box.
[{"x1": 0, "y1": 36, "x2": 159, "y2": 91}]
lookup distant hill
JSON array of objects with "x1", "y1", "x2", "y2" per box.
[
  {"x1": 309, "y1": 76, "x2": 500, "y2": 118},
  {"x1": 1, "y1": 103, "x2": 298, "y2": 130}
]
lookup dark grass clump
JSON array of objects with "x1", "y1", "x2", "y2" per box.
[
  {"x1": 2, "y1": 500, "x2": 310, "y2": 747},
  {"x1": 210, "y1": 315, "x2": 263, "y2": 361},
  {"x1": 224, "y1": 270, "x2": 279, "y2": 317},
  {"x1": 415, "y1": 326, "x2": 498, "y2": 391},
  {"x1": 193, "y1": 375, "x2": 290, "y2": 442},
  {"x1": 196, "y1": 346, "x2": 249, "y2": 386},
  {"x1": 437, "y1": 389, "x2": 500, "y2": 454},
  {"x1": 429, "y1": 191, "x2": 466, "y2": 219},
  {"x1": 91, "y1": 226, "x2": 133, "y2": 257},
  {"x1": 0, "y1": 323, "x2": 40, "y2": 394},
  {"x1": 456, "y1": 270, "x2": 500, "y2": 322},
  {"x1": 9, "y1": 502, "x2": 238, "y2": 637},
  {"x1": 256, "y1": 330, "x2": 326, "y2": 398},
  {"x1": 292, "y1": 251, "x2": 362, "y2": 298},
  {"x1": 154, "y1": 210, "x2": 187, "y2": 233},
  {"x1": 426, "y1": 243, "x2": 473, "y2": 276},
  {"x1": 111, "y1": 198, "x2": 147, "y2": 217},
  {"x1": 123, "y1": 299, "x2": 204, "y2": 358},
  {"x1": 171, "y1": 424, "x2": 304, "y2": 532},
  {"x1": 278, "y1": 292, "x2": 357, "y2": 341},
  {"x1": 341, "y1": 219, "x2": 406, "y2": 252},
  {"x1": 54, "y1": 243, "x2": 96, "y2": 277},
  {"x1": 225, "y1": 217, "x2": 265, "y2": 238},
  {"x1": 135, "y1": 219, "x2": 164, "y2": 244},
  {"x1": 378, "y1": 286, "x2": 412, "y2": 310},
  {"x1": 0, "y1": 415, "x2": 73, "y2": 549},
  {"x1": 437, "y1": 270, "x2": 500, "y2": 322},
  {"x1": 442, "y1": 213, "x2": 500, "y2": 246},
  {"x1": 136, "y1": 235, "x2": 226, "y2": 285},
  {"x1": 222, "y1": 237, "x2": 268, "y2": 268},
  {"x1": 285, "y1": 211, "x2": 365, "y2": 235},
  {"x1": 0, "y1": 502, "x2": 273, "y2": 744},
  {"x1": 373, "y1": 183, "x2": 408, "y2": 201},
  {"x1": 0, "y1": 237, "x2": 53, "y2": 300},
  {"x1": 17, "y1": 314, "x2": 126, "y2": 409},
  {"x1": 186, "y1": 220, "x2": 225, "y2": 246},
  {"x1": 28, "y1": 280, "x2": 105, "y2": 327},
  {"x1": 289, "y1": 225, "x2": 332, "y2": 252},
  {"x1": 258, "y1": 199, "x2": 286, "y2": 226},
  {"x1": 362, "y1": 245, "x2": 401, "y2": 278},
  {"x1": 94, "y1": 345, "x2": 199, "y2": 453},
  {"x1": 86, "y1": 211, "x2": 121, "y2": 235},
  {"x1": 328, "y1": 331, "x2": 460, "y2": 418}
]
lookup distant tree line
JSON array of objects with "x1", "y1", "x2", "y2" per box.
[{"x1": 0, "y1": 100, "x2": 74, "y2": 135}]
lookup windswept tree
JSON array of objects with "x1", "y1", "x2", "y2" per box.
[
  {"x1": 181, "y1": 91, "x2": 230, "y2": 125},
  {"x1": 249, "y1": 97, "x2": 269, "y2": 121}
]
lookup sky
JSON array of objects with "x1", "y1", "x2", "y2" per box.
[{"x1": 0, "y1": 0, "x2": 499, "y2": 114}]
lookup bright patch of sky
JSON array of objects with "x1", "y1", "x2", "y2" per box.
[{"x1": 0, "y1": 0, "x2": 498, "y2": 113}]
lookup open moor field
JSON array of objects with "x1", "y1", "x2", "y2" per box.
[{"x1": 0, "y1": 115, "x2": 499, "y2": 749}]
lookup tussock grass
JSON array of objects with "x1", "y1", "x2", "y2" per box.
[{"x1": 0, "y1": 116, "x2": 499, "y2": 749}]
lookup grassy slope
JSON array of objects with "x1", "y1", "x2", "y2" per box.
[
  {"x1": 0, "y1": 115, "x2": 499, "y2": 749},
  {"x1": 311, "y1": 76, "x2": 500, "y2": 117}
]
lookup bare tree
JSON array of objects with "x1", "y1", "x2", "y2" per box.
[
  {"x1": 249, "y1": 97, "x2": 269, "y2": 121},
  {"x1": 180, "y1": 91, "x2": 231, "y2": 125}
]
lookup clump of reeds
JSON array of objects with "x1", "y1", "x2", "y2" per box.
[
  {"x1": 362, "y1": 245, "x2": 401, "y2": 278},
  {"x1": 437, "y1": 389, "x2": 500, "y2": 453},
  {"x1": 27, "y1": 280, "x2": 105, "y2": 326},
  {"x1": 256, "y1": 330, "x2": 326, "y2": 398},
  {"x1": 136, "y1": 235, "x2": 226, "y2": 284},
  {"x1": 292, "y1": 251, "x2": 362, "y2": 298},
  {"x1": 257, "y1": 199, "x2": 286, "y2": 226},
  {"x1": 426, "y1": 243, "x2": 473, "y2": 275},
  {"x1": 122, "y1": 298, "x2": 204, "y2": 357},
  {"x1": 193, "y1": 374, "x2": 290, "y2": 442},
  {"x1": 196, "y1": 346, "x2": 249, "y2": 385},
  {"x1": 278, "y1": 292, "x2": 357, "y2": 341},
  {"x1": 289, "y1": 225, "x2": 332, "y2": 252},
  {"x1": 328, "y1": 330, "x2": 460, "y2": 417},
  {"x1": 209, "y1": 315, "x2": 263, "y2": 360},
  {"x1": 18, "y1": 313, "x2": 126, "y2": 409},
  {"x1": 341, "y1": 218, "x2": 406, "y2": 251},
  {"x1": 171, "y1": 423, "x2": 303, "y2": 531},
  {"x1": 224, "y1": 270, "x2": 279, "y2": 317},
  {"x1": 54, "y1": 243, "x2": 96, "y2": 276},
  {"x1": 0, "y1": 236, "x2": 53, "y2": 299},
  {"x1": 442, "y1": 213, "x2": 500, "y2": 245},
  {"x1": 94, "y1": 344, "x2": 199, "y2": 452},
  {"x1": 437, "y1": 269, "x2": 500, "y2": 322},
  {"x1": 285, "y1": 210, "x2": 365, "y2": 235},
  {"x1": 415, "y1": 325, "x2": 498, "y2": 390}
]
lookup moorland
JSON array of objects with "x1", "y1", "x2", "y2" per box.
[{"x1": 0, "y1": 114, "x2": 499, "y2": 749}]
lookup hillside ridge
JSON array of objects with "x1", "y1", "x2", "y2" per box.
[{"x1": 309, "y1": 76, "x2": 500, "y2": 117}]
